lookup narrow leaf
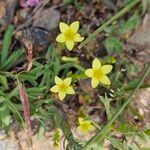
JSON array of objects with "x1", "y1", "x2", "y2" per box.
[
  {"x1": 1, "y1": 49, "x2": 24, "y2": 70},
  {"x1": 1, "y1": 25, "x2": 14, "y2": 65},
  {"x1": 0, "y1": 75, "x2": 8, "y2": 89}
]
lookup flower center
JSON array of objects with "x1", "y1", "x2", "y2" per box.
[
  {"x1": 93, "y1": 69, "x2": 103, "y2": 80},
  {"x1": 64, "y1": 29, "x2": 75, "y2": 41},
  {"x1": 58, "y1": 83, "x2": 68, "y2": 92},
  {"x1": 81, "y1": 123, "x2": 90, "y2": 131}
]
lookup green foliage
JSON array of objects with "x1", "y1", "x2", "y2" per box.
[
  {"x1": 0, "y1": 25, "x2": 14, "y2": 65},
  {"x1": 121, "y1": 14, "x2": 139, "y2": 34},
  {"x1": 1, "y1": 49, "x2": 24, "y2": 70},
  {"x1": 107, "y1": 137, "x2": 128, "y2": 150},
  {"x1": 63, "y1": 0, "x2": 82, "y2": 10},
  {"x1": 99, "y1": 94, "x2": 112, "y2": 120},
  {"x1": 104, "y1": 37, "x2": 123, "y2": 53},
  {"x1": 124, "y1": 0, "x2": 134, "y2": 5},
  {"x1": 0, "y1": 102, "x2": 11, "y2": 130},
  {"x1": 63, "y1": 0, "x2": 73, "y2": 4},
  {"x1": 0, "y1": 75, "x2": 8, "y2": 89}
]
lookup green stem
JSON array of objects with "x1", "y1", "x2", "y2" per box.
[
  {"x1": 82, "y1": 63, "x2": 150, "y2": 149},
  {"x1": 78, "y1": 0, "x2": 140, "y2": 49}
]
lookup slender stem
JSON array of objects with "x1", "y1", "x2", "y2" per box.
[
  {"x1": 78, "y1": 0, "x2": 140, "y2": 49},
  {"x1": 82, "y1": 63, "x2": 150, "y2": 149}
]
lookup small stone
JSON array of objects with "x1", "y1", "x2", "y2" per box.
[
  {"x1": 21, "y1": 27, "x2": 50, "y2": 52},
  {"x1": 33, "y1": 8, "x2": 60, "y2": 31}
]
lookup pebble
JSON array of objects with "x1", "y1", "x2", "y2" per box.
[{"x1": 33, "y1": 8, "x2": 60, "y2": 31}]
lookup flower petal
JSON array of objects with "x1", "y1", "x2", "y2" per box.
[
  {"x1": 56, "y1": 33, "x2": 66, "y2": 43},
  {"x1": 77, "y1": 126, "x2": 89, "y2": 134},
  {"x1": 74, "y1": 33, "x2": 84, "y2": 42},
  {"x1": 55, "y1": 76, "x2": 63, "y2": 85},
  {"x1": 63, "y1": 77, "x2": 72, "y2": 86},
  {"x1": 58, "y1": 92, "x2": 66, "y2": 100},
  {"x1": 87, "y1": 124, "x2": 95, "y2": 131},
  {"x1": 91, "y1": 78, "x2": 99, "y2": 88},
  {"x1": 85, "y1": 69, "x2": 93, "y2": 77},
  {"x1": 101, "y1": 65, "x2": 113, "y2": 74},
  {"x1": 66, "y1": 86, "x2": 75, "y2": 94},
  {"x1": 66, "y1": 40, "x2": 74, "y2": 51},
  {"x1": 77, "y1": 125, "x2": 86, "y2": 133},
  {"x1": 92, "y1": 58, "x2": 101, "y2": 69},
  {"x1": 70, "y1": 21, "x2": 79, "y2": 32},
  {"x1": 99, "y1": 75, "x2": 111, "y2": 85},
  {"x1": 78, "y1": 117, "x2": 84, "y2": 124},
  {"x1": 59, "y1": 22, "x2": 69, "y2": 33},
  {"x1": 50, "y1": 85, "x2": 59, "y2": 93},
  {"x1": 77, "y1": 122, "x2": 95, "y2": 134}
]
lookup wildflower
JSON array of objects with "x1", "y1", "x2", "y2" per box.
[
  {"x1": 77, "y1": 118, "x2": 95, "y2": 134},
  {"x1": 85, "y1": 58, "x2": 113, "y2": 88},
  {"x1": 56, "y1": 21, "x2": 84, "y2": 51},
  {"x1": 50, "y1": 76, "x2": 75, "y2": 100},
  {"x1": 20, "y1": 0, "x2": 40, "y2": 8}
]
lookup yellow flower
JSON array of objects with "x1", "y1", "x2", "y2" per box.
[
  {"x1": 56, "y1": 21, "x2": 84, "y2": 51},
  {"x1": 85, "y1": 58, "x2": 113, "y2": 88},
  {"x1": 50, "y1": 76, "x2": 75, "y2": 100},
  {"x1": 77, "y1": 118, "x2": 95, "y2": 134}
]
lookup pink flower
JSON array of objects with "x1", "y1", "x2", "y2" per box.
[{"x1": 20, "y1": 0, "x2": 40, "y2": 8}]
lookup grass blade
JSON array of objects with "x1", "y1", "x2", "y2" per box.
[
  {"x1": 0, "y1": 25, "x2": 14, "y2": 65},
  {"x1": 1, "y1": 49, "x2": 24, "y2": 70}
]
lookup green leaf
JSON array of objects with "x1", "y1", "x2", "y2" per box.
[
  {"x1": 1, "y1": 96, "x2": 24, "y2": 126},
  {"x1": 83, "y1": 141, "x2": 103, "y2": 150},
  {"x1": 0, "y1": 25, "x2": 14, "y2": 65},
  {"x1": 124, "y1": 0, "x2": 133, "y2": 5},
  {"x1": 121, "y1": 14, "x2": 139, "y2": 34},
  {"x1": 26, "y1": 87, "x2": 46, "y2": 100},
  {"x1": 7, "y1": 87, "x2": 18, "y2": 99},
  {"x1": 63, "y1": 0, "x2": 74, "y2": 4},
  {"x1": 18, "y1": 73, "x2": 37, "y2": 86},
  {"x1": 45, "y1": 46, "x2": 60, "y2": 92},
  {"x1": 1, "y1": 49, "x2": 24, "y2": 70},
  {"x1": 29, "y1": 65, "x2": 44, "y2": 77},
  {"x1": 0, "y1": 102, "x2": 6, "y2": 111},
  {"x1": 99, "y1": 94, "x2": 112, "y2": 120},
  {"x1": 104, "y1": 37, "x2": 123, "y2": 53},
  {"x1": 122, "y1": 79, "x2": 144, "y2": 91},
  {"x1": 27, "y1": 86, "x2": 46, "y2": 94},
  {"x1": 107, "y1": 137, "x2": 128, "y2": 150},
  {"x1": 117, "y1": 123, "x2": 137, "y2": 135},
  {"x1": 1, "y1": 104, "x2": 11, "y2": 127},
  {"x1": 0, "y1": 75, "x2": 8, "y2": 89}
]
